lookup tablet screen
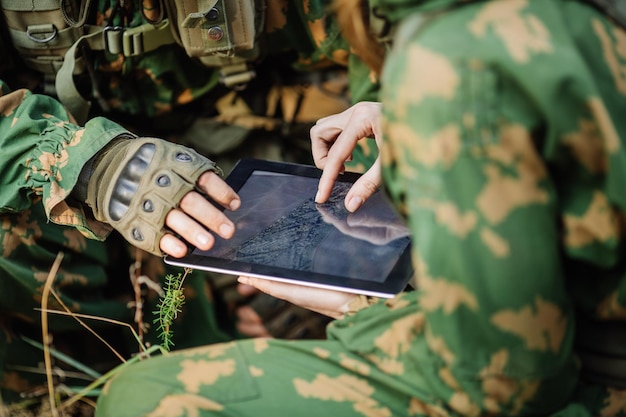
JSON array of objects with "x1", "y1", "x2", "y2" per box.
[{"x1": 165, "y1": 159, "x2": 414, "y2": 298}]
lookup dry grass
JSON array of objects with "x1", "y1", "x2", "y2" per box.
[
  {"x1": 1, "y1": 249, "x2": 162, "y2": 417},
  {"x1": 1, "y1": 401, "x2": 95, "y2": 417}
]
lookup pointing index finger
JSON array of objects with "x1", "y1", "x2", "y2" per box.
[{"x1": 316, "y1": 158, "x2": 344, "y2": 203}]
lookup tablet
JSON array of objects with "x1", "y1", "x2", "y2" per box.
[{"x1": 164, "y1": 159, "x2": 414, "y2": 298}]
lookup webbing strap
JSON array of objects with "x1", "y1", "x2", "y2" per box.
[
  {"x1": 218, "y1": 61, "x2": 256, "y2": 88},
  {"x1": 55, "y1": 20, "x2": 176, "y2": 124},
  {"x1": 10, "y1": 20, "x2": 174, "y2": 58},
  {"x1": 103, "y1": 20, "x2": 174, "y2": 57},
  {"x1": 21, "y1": 55, "x2": 65, "y2": 75},
  {"x1": 0, "y1": 0, "x2": 59, "y2": 11},
  {"x1": 55, "y1": 29, "x2": 103, "y2": 125},
  {"x1": 578, "y1": 350, "x2": 626, "y2": 389},
  {"x1": 9, "y1": 24, "x2": 100, "y2": 51},
  {"x1": 576, "y1": 317, "x2": 626, "y2": 388}
]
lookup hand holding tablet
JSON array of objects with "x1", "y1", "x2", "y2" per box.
[
  {"x1": 237, "y1": 276, "x2": 360, "y2": 319},
  {"x1": 165, "y1": 159, "x2": 414, "y2": 298}
]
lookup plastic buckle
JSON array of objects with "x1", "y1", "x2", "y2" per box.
[
  {"x1": 103, "y1": 21, "x2": 173, "y2": 57},
  {"x1": 219, "y1": 62, "x2": 256, "y2": 90},
  {"x1": 103, "y1": 26, "x2": 124, "y2": 55},
  {"x1": 122, "y1": 21, "x2": 172, "y2": 57},
  {"x1": 122, "y1": 25, "x2": 146, "y2": 57}
]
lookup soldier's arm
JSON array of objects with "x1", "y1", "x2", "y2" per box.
[
  {"x1": 0, "y1": 79, "x2": 240, "y2": 257},
  {"x1": 379, "y1": 11, "x2": 582, "y2": 416},
  {"x1": 0, "y1": 79, "x2": 129, "y2": 238},
  {"x1": 382, "y1": 72, "x2": 578, "y2": 413}
]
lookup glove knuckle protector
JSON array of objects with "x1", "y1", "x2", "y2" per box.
[{"x1": 87, "y1": 137, "x2": 221, "y2": 256}]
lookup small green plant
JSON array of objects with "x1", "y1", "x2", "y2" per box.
[{"x1": 153, "y1": 268, "x2": 192, "y2": 351}]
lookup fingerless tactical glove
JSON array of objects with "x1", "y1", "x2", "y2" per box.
[{"x1": 80, "y1": 137, "x2": 222, "y2": 256}]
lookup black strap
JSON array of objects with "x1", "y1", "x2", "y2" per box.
[
  {"x1": 583, "y1": 0, "x2": 626, "y2": 29},
  {"x1": 577, "y1": 350, "x2": 626, "y2": 389},
  {"x1": 575, "y1": 317, "x2": 626, "y2": 388}
]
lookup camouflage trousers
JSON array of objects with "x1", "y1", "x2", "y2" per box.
[{"x1": 95, "y1": 292, "x2": 625, "y2": 417}]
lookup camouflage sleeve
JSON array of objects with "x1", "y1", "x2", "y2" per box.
[
  {"x1": 0, "y1": 79, "x2": 130, "y2": 239},
  {"x1": 377, "y1": 2, "x2": 603, "y2": 414}
]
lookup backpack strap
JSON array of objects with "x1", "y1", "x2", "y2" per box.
[
  {"x1": 55, "y1": 19, "x2": 175, "y2": 124},
  {"x1": 1, "y1": 0, "x2": 177, "y2": 123},
  {"x1": 2, "y1": 0, "x2": 264, "y2": 122}
]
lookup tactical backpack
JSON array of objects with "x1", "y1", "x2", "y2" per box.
[{"x1": 0, "y1": 0, "x2": 265, "y2": 124}]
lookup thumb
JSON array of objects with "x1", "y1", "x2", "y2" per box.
[{"x1": 345, "y1": 157, "x2": 382, "y2": 212}]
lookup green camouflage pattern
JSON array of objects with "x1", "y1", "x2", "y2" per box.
[
  {"x1": 0, "y1": 0, "x2": 373, "y2": 403},
  {"x1": 95, "y1": 1, "x2": 626, "y2": 416}
]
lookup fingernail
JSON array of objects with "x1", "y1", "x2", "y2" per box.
[
  {"x1": 197, "y1": 234, "x2": 210, "y2": 246},
  {"x1": 173, "y1": 242, "x2": 187, "y2": 257},
  {"x1": 230, "y1": 199, "x2": 241, "y2": 210},
  {"x1": 220, "y1": 223, "x2": 234, "y2": 237},
  {"x1": 347, "y1": 197, "x2": 363, "y2": 212},
  {"x1": 237, "y1": 276, "x2": 249, "y2": 285},
  {"x1": 315, "y1": 191, "x2": 321, "y2": 203}
]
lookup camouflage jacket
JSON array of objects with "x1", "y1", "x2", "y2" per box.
[
  {"x1": 0, "y1": 0, "x2": 376, "y2": 240},
  {"x1": 368, "y1": 0, "x2": 626, "y2": 413}
]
